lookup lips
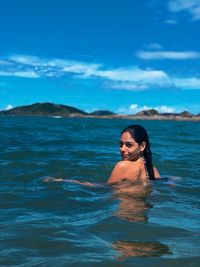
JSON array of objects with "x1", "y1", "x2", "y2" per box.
[{"x1": 122, "y1": 154, "x2": 129, "y2": 160}]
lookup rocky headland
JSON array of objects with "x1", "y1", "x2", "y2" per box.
[{"x1": 0, "y1": 102, "x2": 199, "y2": 121}]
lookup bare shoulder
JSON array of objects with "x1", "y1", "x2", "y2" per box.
[
  {"x1": 107, "y1": 160, "x2": 140, "y2": 185},
  {"x1": 114, "y1": 160, "x2": 132, "y2": 168},
  {"x1": 112, "y1": 160, "x2": 137, "y2": 172}
]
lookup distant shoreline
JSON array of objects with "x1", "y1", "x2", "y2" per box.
[
  {"x1": 71, "y1": 114, "x2": 200, "y2": 122},
  {"x1": 1, "y1": 102, "x2": 199, "y2": 122},
  {"x1": 84, "y1": 114, "x2": 200, "y2": 122},
  {"x1": 1, "y1": 113, "x2": 200, "y2": 122}
]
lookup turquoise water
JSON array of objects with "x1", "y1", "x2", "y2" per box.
[{"x1": 0, "y1": 116, "x2": 200, "y2": 266}]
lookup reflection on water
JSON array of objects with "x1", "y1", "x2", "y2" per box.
[
  {"x1": 111, "y1": 181, "x2": 171, "y2": 259},
  {"x1": 113, "y1": 240, "x2": 171, "y2": 260},
  {"x1": 112, "y1": 181, "x2": 152, "y2": 222}
]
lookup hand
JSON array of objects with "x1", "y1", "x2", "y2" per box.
[{"x1": 43, "y1": 177, "x2": 64, "y2": 182}]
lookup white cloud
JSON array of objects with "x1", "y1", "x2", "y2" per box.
[
  {"x1": 6, "y1": 55, "x2": 101, "y2": 79},
  {"x1": 88, "y1": 67, "x2": 168, "y2": 82},
  {"x1": 156, "y1": 105, "x2": 176, "y2": 113},
  {"x1": 168, "y1": 0, "x2": 200, "y2": 20},
  {"x1": 5, "y1": 54, "x2": 169, "y2": 87},
  {"x1": 6, "y1": 54, "x2": 168, "y2": 82},
  {"x1": 109, "y1": 82, "x2": 149, "y2": 91},
  {"x1": 62, "y1": 63, "x2": 100, "y2": 76},
  {"x1": 13, "y1": 71, "x2": 39, "y2": 78},
  {"x1": 9, "y1": 54, "x2": 100, "y2": 74},
  {"x1": 137, "y1": 50, "x2": 200, "y2": 60},
  {"x1": 0, "y1": 53, "x2": 199, "y2": 90},
  {"x1": 5, "y1": 104, "x2": 13, "y2": 110},
  {"x1": 118, "y1": 104, "x2": 176, "y2": 114},
  {"x1": 173, "y1": 77, "x2": 200, "y2": 89},
  {"x1": 0, "y1": 70, "x2": 39, "y2": 78}
]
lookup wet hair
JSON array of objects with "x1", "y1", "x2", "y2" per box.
[{"x1": 121, "y1": 124, "x2": 155, "y2": 180}]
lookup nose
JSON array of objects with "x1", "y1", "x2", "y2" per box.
[{"x1": 120, "y1": 143, "x2": 126, "y2": 152}]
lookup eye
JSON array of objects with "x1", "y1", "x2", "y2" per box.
[
  {"x1": 119, "y1": 141, "x2": 133, "y2": 148},
  {"x1": 125, "y1": 142, "x2": 133, "y2": 148},
  {"x1": 119, "y1": 141, "x2": 123, "y2": 147}
]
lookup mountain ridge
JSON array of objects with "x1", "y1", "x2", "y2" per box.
[{"x1": 0, "y1": 102, "x2": 199, "y2": 121}]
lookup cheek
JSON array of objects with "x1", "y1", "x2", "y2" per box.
[{"x1": 130, "y1": 146, "x2": 140, "y2": 155}]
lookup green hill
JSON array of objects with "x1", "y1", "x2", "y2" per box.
[{"x1": 0, "y1": 102, "x2": 88, "y2": 117}]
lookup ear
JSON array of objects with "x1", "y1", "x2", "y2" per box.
[{"x1": 140, "y1": 142, "x2": 146, "y2": 152}]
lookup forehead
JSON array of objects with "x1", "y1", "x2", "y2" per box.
[{"x1": 121, "y1": 131, "x2": 135, "y2": 141}]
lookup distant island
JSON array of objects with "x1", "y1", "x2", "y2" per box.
[{"x1": 0, "y1": 102, "x2": 199, "y2": 121}]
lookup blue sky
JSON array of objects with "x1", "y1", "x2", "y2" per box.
[{"x1": 0, "y1": 0, "x2": 200, "y2": 114}]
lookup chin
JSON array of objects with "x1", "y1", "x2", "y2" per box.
[{"x1": 122, "y1": 157, "x2": 129, "y2": 161}]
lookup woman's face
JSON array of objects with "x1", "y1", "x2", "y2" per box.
[{"x1": 119, "y1": 131, "x2": 145, "y2": 161}]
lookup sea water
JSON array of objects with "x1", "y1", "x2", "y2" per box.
[{"x1": 0, "y1": 116, "x2": 200, "y2": 266}]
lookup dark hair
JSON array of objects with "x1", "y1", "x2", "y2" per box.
[{"x1": 121, "y1": 124, "x2": 155, "y2": 180}]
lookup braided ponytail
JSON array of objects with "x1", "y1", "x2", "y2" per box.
[{"x1": 143, "y1": 146, "x2": 155, "y2": 180}]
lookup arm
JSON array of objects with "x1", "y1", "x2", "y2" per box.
[
  {"x1": 43, "y1": 177, "x2": 102, "y2": 187},
  {"x1": 68, "y1": 180, "x2": 98, "y2": 187}
]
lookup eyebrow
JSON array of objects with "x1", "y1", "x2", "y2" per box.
[
  {"x1": 119, "y1": 141, "x2": 134, "y2": 145},
  {"x1": 119, "y1": 140, "x2": 134, "y2": 143}
]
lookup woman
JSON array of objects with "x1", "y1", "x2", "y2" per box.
[
  {"x1": 107, "y1": 124, "x2": 160, "y2": 186},
  {"x1": 44, "y1": 124, "x2": 160, "y2": 186}
]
